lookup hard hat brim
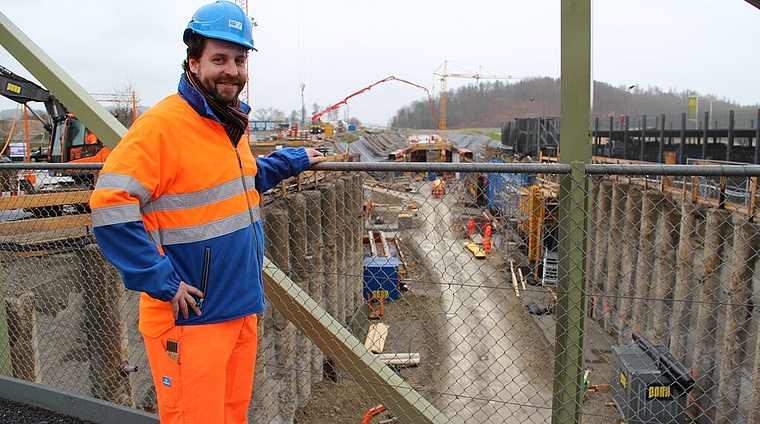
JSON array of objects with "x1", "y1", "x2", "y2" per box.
[{"x1": 184, "y1": 28, "x2": 257, "y2": 51}]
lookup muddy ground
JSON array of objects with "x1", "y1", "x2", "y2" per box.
[
  {"x1": 292, "y1": 231, "x2": 621, "y2": 424},
  {"x1": 292, "y1": 236, "x2": 453, "y2": 424}
]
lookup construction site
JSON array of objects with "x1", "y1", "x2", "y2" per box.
[
  {"x1": 3, "y1": 1, "x2": 760, "y2": 424},
  {"x1": 1, "y1": 108, "x2": 760, "y2": 423}
]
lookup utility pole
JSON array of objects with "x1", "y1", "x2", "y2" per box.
[{"x1": 300, "y1": 83, "x2": 306, "y2": 130}]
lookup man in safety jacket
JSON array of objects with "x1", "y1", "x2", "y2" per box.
[{"x1": 89, "y1": 2, "x2": 325, "y2": 423}]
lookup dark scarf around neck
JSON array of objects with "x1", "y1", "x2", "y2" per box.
[{"x1": 185, "y1": 69, "x2": 249, "y2": 145}]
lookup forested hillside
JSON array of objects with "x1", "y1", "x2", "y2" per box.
[{"x1": 390, "y1": 77, "x2": 759, "y2": 130}]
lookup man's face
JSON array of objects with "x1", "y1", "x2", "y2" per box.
[{"x1": 189, "y1": 38, "x2": 249, "y2": 105}]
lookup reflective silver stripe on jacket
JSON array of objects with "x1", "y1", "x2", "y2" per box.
[
  {"x1": 91, "y1": 173, "x2": 148, "y2": 227},
  {"x1": 147, "y1": 206, "x2": 261, "y2": 245},
  {"x1": 95, "y1": 173, "x2": 152, "y2": 205},
  {"x1": 92, "y1": 172, "x2": 259, "y2": 227},
  {"x1": 149, "y1": 176, "x2": 257, "y2": 211},
  {"x1": 92, "y1": 204, "x2": 143, "y2": 227}
]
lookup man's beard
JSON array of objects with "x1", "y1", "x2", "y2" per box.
[{"x1": 201, "y1": 75, "x2": 246, "y2": 105}]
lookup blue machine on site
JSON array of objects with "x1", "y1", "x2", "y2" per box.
[
  {"x1": 363, "y1": 257, "x2": 399, "y2": 301},
  {"x1": 485, "y1": 159, "x2": 531, "y2": 216}
]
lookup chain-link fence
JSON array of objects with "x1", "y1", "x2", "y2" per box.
[
  {"x1": 583, "y1": 162, "x2": 760, "y2": 424},
  {"x1": 1, "y1": 161, "x2": 760, "y2": 423}
]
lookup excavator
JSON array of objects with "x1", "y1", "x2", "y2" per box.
[
  {"x1": 1, "y1": 64, "x2": 111, "y2": 217},
  {"x1": 0, "y1": 64, "x2": 110, "y2": 182}
]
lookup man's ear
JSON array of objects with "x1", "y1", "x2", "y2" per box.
[{"x1": 188, "y1": 57, "x2": 200, "y2": 74}]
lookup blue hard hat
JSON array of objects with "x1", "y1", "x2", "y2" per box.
[{"x1": 184, "y1": 1, "x2": 256, "y2": 51}]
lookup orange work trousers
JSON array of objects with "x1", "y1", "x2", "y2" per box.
[{"x1": 143, "y1": 314, "x2": 258, "y2": 424}]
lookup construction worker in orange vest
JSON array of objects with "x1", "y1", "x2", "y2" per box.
[
  {"x1": 483, "y1": 223, "x2": 493, "y2": 254},
  {"x1": 483, "y1": 236, "x2": 492, "y2": 255},
  {"x1": 85, "y1": 130, "x2": 98, "y2": 144},
  {"x1": 89, "y1": 2, "x2": 325, "y2": 423}
]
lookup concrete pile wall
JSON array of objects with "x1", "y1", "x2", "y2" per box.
[
  {"x1": 588, "y1": 179, "x2": 760, "y2": 422},
  {"x1": 252, "y1": 175, "x2": 364, "y2": 423},
  {"x1": 1, "y1": 174, "x2": 365, "y2": 423}
]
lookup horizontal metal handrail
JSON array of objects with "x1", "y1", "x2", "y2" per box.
[{"x1": 7, "y1": 161, "x2": 760, "y2": 178}]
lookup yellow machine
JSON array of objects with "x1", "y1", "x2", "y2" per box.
[{"x1": 309, "y1": 122, "x2": 334, "y2": 140}]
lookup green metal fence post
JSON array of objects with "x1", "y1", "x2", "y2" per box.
[
  {"x1": 552, "y1": 163, "x2": 589, "y2": 423},
  {"x1": 553, "y1": 0, "x2": 592, "y2": 422}
]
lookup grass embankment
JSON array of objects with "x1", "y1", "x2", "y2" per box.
[
  {"x1": 332, "y1": 131, "x2": 362, "y2": 143},
  {"x1": 330, "y1": 127, "x2": 500, "y2": 144},
  {"x1": 456, "y1": 127, "x2": 501, "y2": 141}
]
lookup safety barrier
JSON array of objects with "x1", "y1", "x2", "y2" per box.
[{"x1": 1, "y1": 161, "x2": 759, "y2": 423}]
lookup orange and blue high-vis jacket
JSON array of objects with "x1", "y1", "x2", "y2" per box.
[{"x1": 90, "y1": 76, "x2": 311, "y2": 337}]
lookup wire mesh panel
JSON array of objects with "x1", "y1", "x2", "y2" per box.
[
  {"x1": 266, "y1": 167, "x2": 559, "y2": 424},
  {"x1": 2, "y1": 162, "x2": 760, "y2": 423},
  {"x1": 0, "y1": 165, "x2": 154, "y2": 413},
  {"x1": 584, "y1": 165, "x2": 760, "y2": 424}
]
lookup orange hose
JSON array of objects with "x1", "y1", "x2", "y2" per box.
[
  {"x1": 0, "y1": 104, "x2": 20, "y2": 156},
  {"x1": 360, "y1": 404, "x2": 386, "y2": 424}
]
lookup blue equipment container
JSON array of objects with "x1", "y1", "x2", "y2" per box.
[
  {"x1": 486, "y1": 161, "x2": 530, "y2": 216},
  {"x1": 363, "y1": 257, "x2": 399, "y2": 301}
]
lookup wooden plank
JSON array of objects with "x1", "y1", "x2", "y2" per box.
[
  {"x1": 374, "y1": 352, "x2": 421, "y2": 367},
  {"x1": 463, "y1": 241, "x2": 486, "y2": 259},
  {"x1": 518, "y1": 267, "x2": 527, "y2": 291},
  {"x1": 368, "y1": 231, "x2": 378, "y2": 257},
  {"x1": 0, "y1": 190, "x2": 92, "y2": 210},
  {"x1": 509, "y1": 259, "x2": 521, "y2": 298},
  {"x1": 364, "y1": 322, "x2": 390, "y2": 354},
  {"x1": 0, "y1": 214, "x2": 91, "y2": 236},
  {"x1": 380, "y1": 232, "x2": 391, "y2": 258}
]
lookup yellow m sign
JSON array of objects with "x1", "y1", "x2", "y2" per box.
[{"x1": 688, "y1": 96, "x2": 698, "y2": 121}]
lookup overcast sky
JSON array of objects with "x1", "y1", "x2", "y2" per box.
[{"x1": 1, "y1": 0, "x2": 758, "y2": 127}]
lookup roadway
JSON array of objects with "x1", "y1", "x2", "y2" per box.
[{"x1": 405, "y1": 179, "x2": 554, "y2": 423}]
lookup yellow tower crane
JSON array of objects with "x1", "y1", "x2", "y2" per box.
[{"x1": 433, "y1": 60, "x2": 521, "y2": 132}]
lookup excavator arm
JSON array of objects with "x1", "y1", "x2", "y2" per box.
[
  {"x1": 0, "y1": 64, "x2": 67, "y2": 132},
  {"x1": 0, "y1": 64, "x2": 110, "y2": 167}
]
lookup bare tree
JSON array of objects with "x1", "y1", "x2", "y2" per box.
[
  {"x1": 253, "y1": 107, "x2": 286, "y2": 121},
  {"x1": 107, "y1": 81, "x2": 141, "y2": 128},
  {"x1": 289, "y1": 109, "x2": 300, "y2": 125}
]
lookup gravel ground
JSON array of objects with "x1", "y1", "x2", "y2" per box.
[{"x1": 0, "y1": 397, "x2": 94, "y2": 424}]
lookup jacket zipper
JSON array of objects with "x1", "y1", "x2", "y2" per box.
[
  {"x1": 197, "y1": 146, "x2": 253, "y2": 310},
  {"x1": 235, "y1": 147, "x2": 260, "y2": 274},
  {"x1": 235, "y1": 147, "x2": 257, "y2": 224},
  {"x1": 198, "y1": 246, "x2": 211, "y2": 308}
]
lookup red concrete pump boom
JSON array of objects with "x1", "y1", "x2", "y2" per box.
[{"x1": 310, "y1": 75, "x2": 436, "y2": 126}]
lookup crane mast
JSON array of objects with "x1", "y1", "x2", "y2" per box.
[{"x1": 438, "y1": 70, "x2": 448, "y2": 132}]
